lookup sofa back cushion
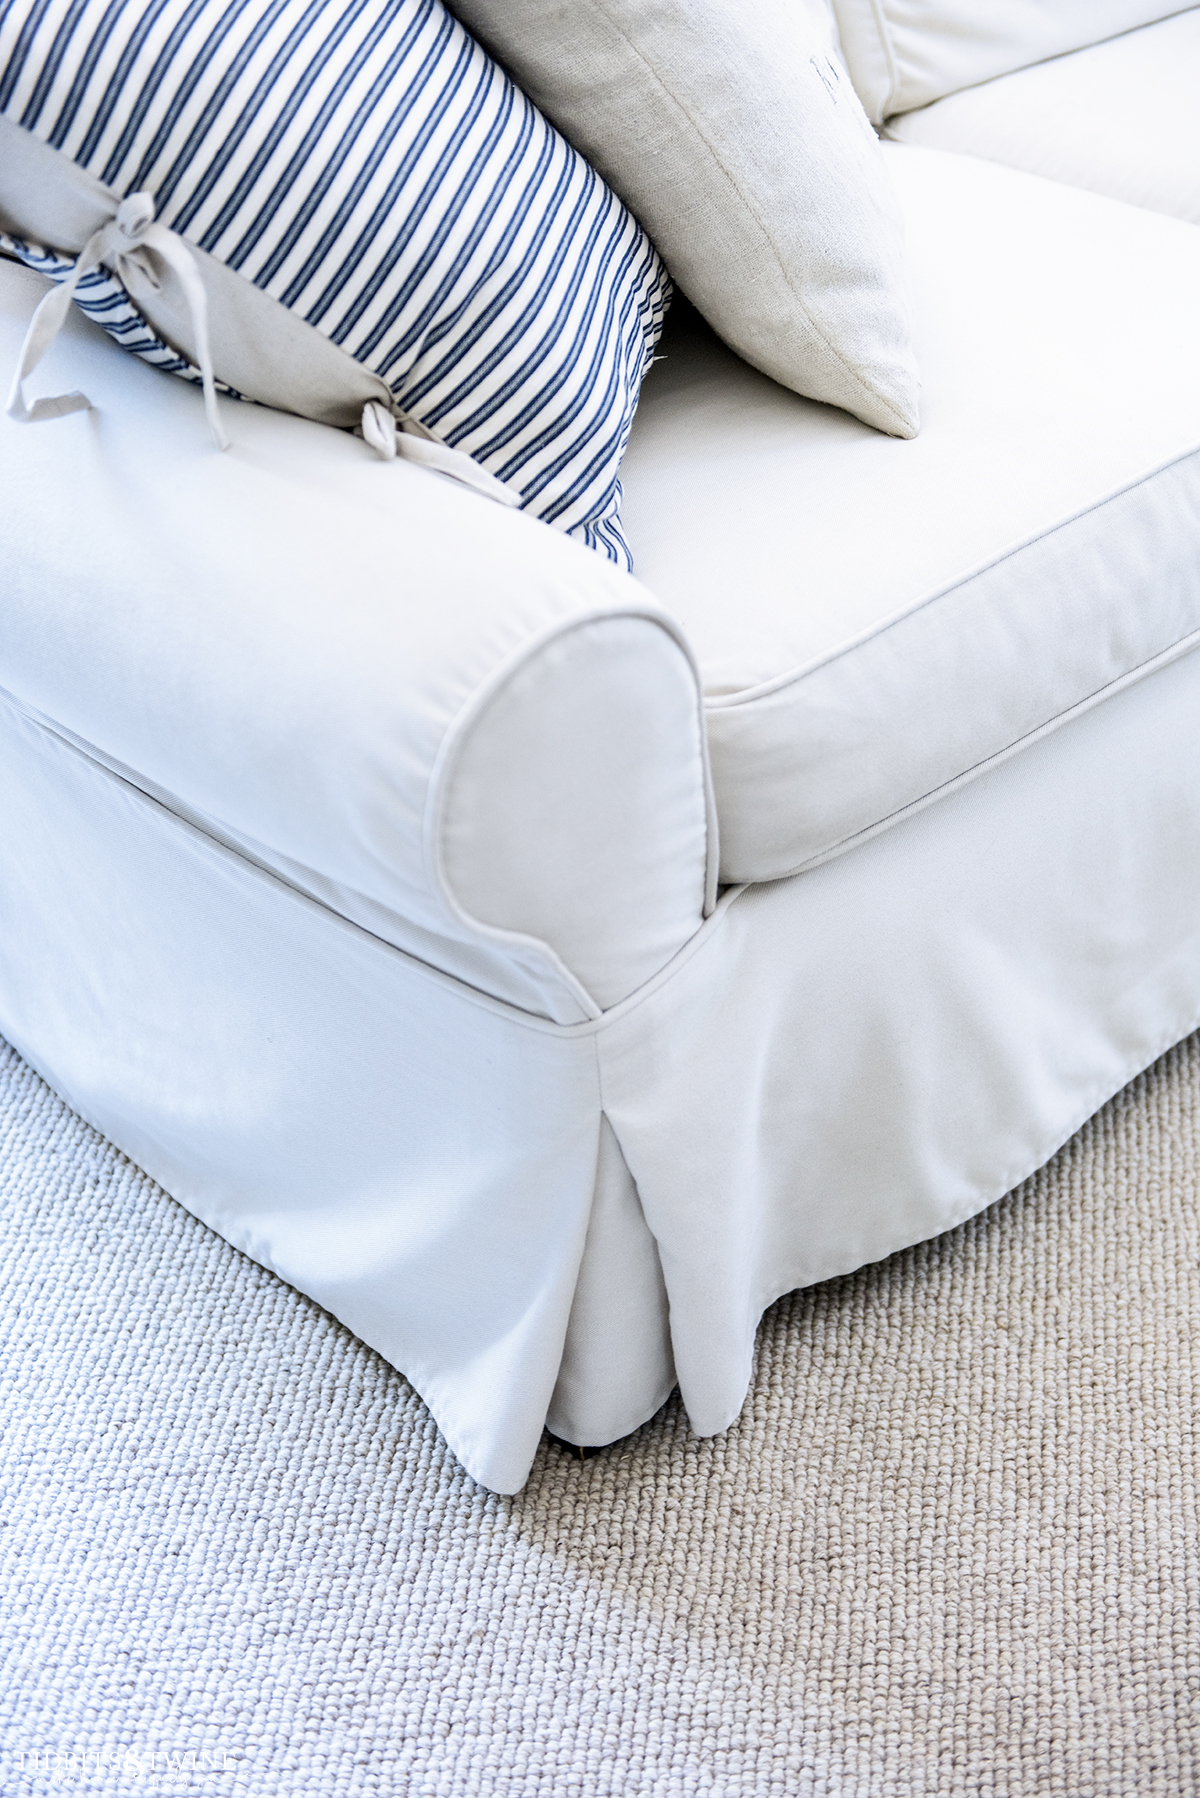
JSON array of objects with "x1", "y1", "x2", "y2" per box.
[
  {"x1": 829, "y1": 0, "x2": 1193, "y2": 122},
  {"x1": 447, "y1": 0, "x2": 920, "y2": 439},
  {"x1": 0, "y1": 0, "x2": 671, "y2": 565}
]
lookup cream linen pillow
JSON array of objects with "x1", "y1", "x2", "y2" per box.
[
  {"x1": 829, "y1": 0, "x2": 1192, "y2": 123},
  {"x1": 447, "y1": 0, "x2": 920, "y2": 438}
]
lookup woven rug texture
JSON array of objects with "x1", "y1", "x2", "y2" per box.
[{"x1": 1, "y1": 1030, "x2": 1198, "y2": 1797}]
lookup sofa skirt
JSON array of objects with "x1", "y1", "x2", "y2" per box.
[{"x1": 4, "y1": 647, "x2": 1200, "y2": 1493}]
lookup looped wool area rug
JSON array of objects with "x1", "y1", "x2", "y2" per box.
[{"x1": 1, "y1": 1028, "x2": 1198, "y2": 1797}]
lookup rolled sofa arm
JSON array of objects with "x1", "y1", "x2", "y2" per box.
[
  {"x1": 434, "y1": 609, "x2": 716, "y2": 1014},
  {"x1": 0, "y1": 259, "x2": 715, "y2": 1022}
]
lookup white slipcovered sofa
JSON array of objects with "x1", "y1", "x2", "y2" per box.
[{"x1": 3, "y1": 4, "x2": 1200, "y2": 1492}]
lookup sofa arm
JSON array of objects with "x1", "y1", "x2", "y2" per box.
[
  {"x1": 0, "y1": 259, "x2": 715, "y2": 1022},
  {"x1": 435, "y1": 610, "x2": 715, "y2": 1011}
]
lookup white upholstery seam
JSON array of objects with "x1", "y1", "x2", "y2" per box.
[
  {"x1": 739, "y1": 626, "x2": 1200, "y2": 886},
  {"x1": 706, "y1": 435, "x2": 1200, "y2": 709}
]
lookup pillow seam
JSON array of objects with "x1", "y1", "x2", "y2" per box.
[{"x1": 588, "y1": 0, "x2": 912, "y2": 435}]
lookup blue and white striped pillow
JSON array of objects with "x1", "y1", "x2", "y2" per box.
[{"x1": 0, "y1": 0, "x2": 671, "y2": 564}]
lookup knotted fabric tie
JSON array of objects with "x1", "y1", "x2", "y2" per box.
[
  {"x1": 6, "y1": 191, "x2": 229, "y2": 450},
  {"x1": 361, "y1": 400, "x2": 520, "y2": 508}
]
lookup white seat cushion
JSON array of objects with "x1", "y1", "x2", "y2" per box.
[
  {"x1": 829, "y1": 0, "x2": 1187, "y2": 124},
  {"x1": 620, "y1": 145, "x2": 1200, "y2": 883},
  {"x1": 885, "y1": 10, "x2": 1200, "y2": 226}
]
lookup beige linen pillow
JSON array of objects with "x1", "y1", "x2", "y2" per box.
[
  {"x1": 829, "y1": 0, "x2": 1191, "y2": 124},
  {"x1": 448, "y1": 0, "x2": 920, "y2": 439}
]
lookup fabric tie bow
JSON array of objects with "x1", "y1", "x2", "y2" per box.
[{"x1": 6, "y1": 191, "x2": 228, "y2": 450}]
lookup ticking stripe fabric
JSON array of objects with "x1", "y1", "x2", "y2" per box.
[
  {"x1": 0, "y1": 232, "x2": 223, "y2": 386},
  {"x1": 0, "y1": 0, "x2": 671, "y2": 563}
]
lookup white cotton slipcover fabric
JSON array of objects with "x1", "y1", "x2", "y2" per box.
[
  {"x1": 4, "y1": 640, "x2": 1200, "y2": 1491},
  {"x1": 620, "y1": 146, "x2": 1200, "y2": 883},
  {"x1": 8, "y1": 142, "x2": 1200, "y2": 1491},
  {"x1": 829, "y1": 0, "x2": 1191, "y2": 123},
  {"x1": 447, "y1": 0, "x2": 920, "y2": 439},
  {"x1": 0, "y1": 258, "x2": 713, "y2": 1024},
  {"x1": 884, "y1": 10, "x2": 1200, "y2": 226}
]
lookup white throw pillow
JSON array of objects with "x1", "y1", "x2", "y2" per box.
[
  {"x1": 829, "y1": 0, "x2": 1193, "y2": 123},
  {"x1": 448, "y1": 0, "x2": 921, "y2": 439},
  {"x1": 0, "y1": 0, "x2": 671, "y2": 564}
]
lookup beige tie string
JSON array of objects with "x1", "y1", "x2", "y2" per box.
[
  {"x1": 6, "y1": 195, "x2": 521, "y2": 504},
  {"x1": 5, "y1": 191, "x2": 229, "y2": 450},
  {"x1": 360, "y1": 400, "x2": 521, "y2": 507}
]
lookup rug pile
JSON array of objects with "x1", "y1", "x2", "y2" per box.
[{"x1": 1, "y1": 1032, "x2": 1197, "y2": 1796}]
